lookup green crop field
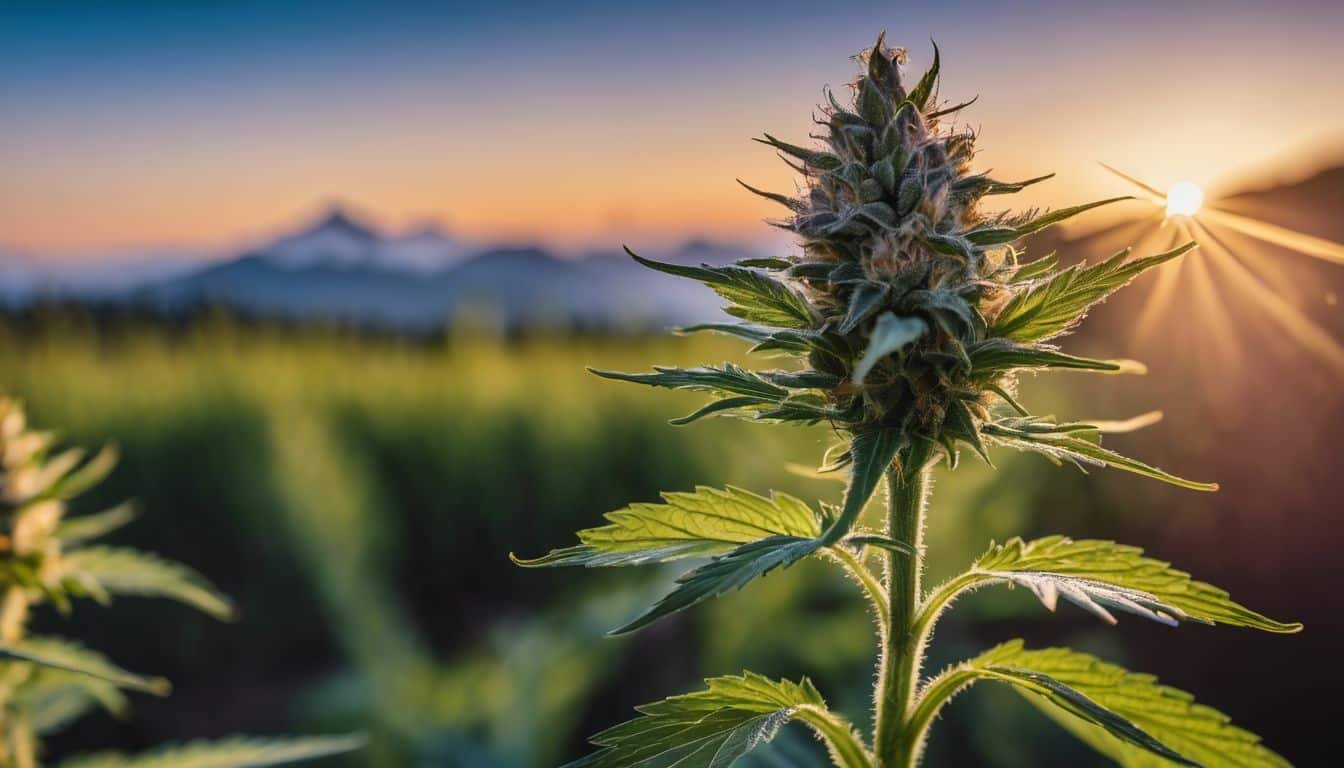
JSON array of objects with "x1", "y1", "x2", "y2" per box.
[{"x1": 0, "y1": 317, "x2": 1082, "y2": 766}]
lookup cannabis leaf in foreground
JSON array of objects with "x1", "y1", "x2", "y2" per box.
[
  {"x1": 61, "y1": 547, "x2": 236, "y2": 620},
  {"x1": 566, "y1": 673, "x2": 866, "y2": 768},
  {"x1": 970, "y1": 536, "x2": 1301, "y2": 631},
  {"x1": 0, "y1": 395, "x2": 361, "y2": 767}
]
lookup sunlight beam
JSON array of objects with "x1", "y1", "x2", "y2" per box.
[
  {"x1": 1179, "y1": 220, "x2": 1243, "y2": 372},
  {"x1": 1192, "y1": 219, "x2": 1344, "y2": 376},
  {"x1": 1201, "y1": 206, "x2": 1344, "y2": 266},
  {"x1": 1132, "y1": 228, "x2": 1188, "y2": 344},
  {"x1": 1099, "y1": 162, "x2": 1166, "y2": 200}
]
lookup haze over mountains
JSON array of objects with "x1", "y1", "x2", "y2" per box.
[
  {"x1": 2, "y1": 163, "x2": 1341, "y2": 330},
  {"x1": 0, "y1": 207, "x2": 759, "y2": 329}
]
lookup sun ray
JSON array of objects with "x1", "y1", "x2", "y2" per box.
[
  {"x1": 1192, "y1": 219, "x2": 1344, "y2": 377},
  {"x1": 1099, "y1": 162, "x2": 1166, "y2": 201},
  {"x1": 1090, "y1": 211, "x2": 1166, "y2": 257},
  {"x1": 1204, "y1": 223, "x2": 1306, "y2": 306},
  {"x1": 1132, "y1": 228, "x2": 1188, "y2": 344},
  {"x1": 1179, "y1": 221, "x2": 1243, "y2": 372},
  {"x1": 1201, "y1": 206, "x2": 1344, "y2": 266}
]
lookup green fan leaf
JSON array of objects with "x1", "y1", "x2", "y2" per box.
[
  {"x1": 48, "y1": 445, "x2": 119, "y2": 501},
  {"x1": 16, "y1": 667, "x2": 129, "y2": 735},
  {"x1": 979, "y1": 173, "x2": 1055, "y2": 196},
  {"x1": 56, "y1": 502, "x2": 138, "y2": 545},
  {"x1": 982, "y1": 417, "x2": 1217, "y2": 491},
  {"x1": 61, "y1": 547, "x2": 236, "y2": 620},
  {"x1": 589, "y1": 363, "x2": 788, "y2": 401},
  {"x1": 626, "y1": 248, "x2": 814, "y2": 328},
  {"x1": 972, "y1": 536, "x2": 1300, "y2": 631},
  {"x1": 17, "y1": 649, "x2": 135, "y2": 732},
  {"x1": 565, "y1": 672, "x2": 865, "y2": 768},
  {"x1": 823, "y1": 428, "x2": 906, "y2": 543},
  {"x1": 965, "y1": 197, "x2": 1132, "y2": 247},
  {"x1": 853, "y1": 313, "x2": 929, "y2": 384},
  {"x1": 839, "y1": 282, "x2": 891, "y2": 334},
  {"x1": 991, "y1": 241, "x2": 1196, "y2": 342},
  {"x1": 608, "y1": 536, "x2": 821, "y2": 636},
  {"x1": 907, "y1": 42, "x2": 940, "y2": 109},
  {"x1": 753, "y1": 133, "x2": 843, "y2": 172},
  {"x1": 667, "y1": 396, "x2": 777, "y2": 426},
  {"x1": 1010, "y1": 252, "x2": 1059, "y2": 281},
  {"x1": 677, "y1": 322, "x2": 776, "y2": 345},
  {"x1": 511, "y1": 486, "x2": 823, "y2": 569},
  {"x1": 0, "y1": 637, "x2": 169, "y2": 696},
  {"x1": 595, "y1": 425, "x2": 907, "y2": 633},
  {"x1": 967, "y1": 339, "x2": 1145, "y2": 376},
  {"x1": 967, "y1": 641, "x2": 1290, "y2": 768},
  {"x1": 58, "y1": 734, "x2": 367, "y2": 768},
  {"x1": 736, "y1": 180, "x2": 806, "y2": 213}
]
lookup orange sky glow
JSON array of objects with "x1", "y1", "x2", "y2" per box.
[{"x1": 4, "y1": 3, "x2": 1342, "y2": 258}]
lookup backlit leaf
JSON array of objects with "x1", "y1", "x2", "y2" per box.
[
  {"x1": 982, "y1": 417, "x2": 1217, "y2": 491},
  {"x1": 973, "y1": 536, "x2": 1300, "y2": 631},
  {"x1": 992, "y1": 242, "x2": 1196, "y2": 342},
  {"x1": 966, "y1": 197, "x2": 1131, "y2": 247},
  {"x1": 564, "y1": 672, "x2": 831, "y2": 768},
  {"x1": 968, "y1": 641, "x2": 1290, "y2": 768},
  {"x1": 608, "y1": 536, "x2": 821, "y2": 635},
  {"x1": 511, "y1": 486, "x2": 822, "y2": 569},
  {"x1": 967, "y1": 339, "x2": 1143, "y2": 375}
]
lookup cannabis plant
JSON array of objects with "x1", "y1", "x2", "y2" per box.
[
  {"x1": 515, "y1": 34, "x2": 1301, "y2": 768},
  {"x1": 0, "y1": 396, "x2": 361, "y2": 768}
]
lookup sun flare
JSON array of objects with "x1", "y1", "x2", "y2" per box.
[
  {"x1": 1165, "y1": 181, "x2": 1204, "y2": 217},
  {"x1": 1100, "y1": 161, "x2": 1344, "y2": 378}
]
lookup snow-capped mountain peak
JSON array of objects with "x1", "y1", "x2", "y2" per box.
[
  {"x1": 264, "y1": 207, "x2": 381, "y2": 270},
  {"x1": 259, "y1": 207, "x2": 467, "y2": 272}
]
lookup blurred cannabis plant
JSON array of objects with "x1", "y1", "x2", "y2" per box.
[
  {"x1": 515, "y1": 34, "x2": 1301, "y2": 767},
  {"x1": 0, "y1": 397, "x2": 361, "y2": 768}
]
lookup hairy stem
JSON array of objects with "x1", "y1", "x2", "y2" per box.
[
  {"x1": 827, "y1": 545, "x2": 890, "y2": 632},
  {"x1": 909, "y1": 571, "x2": 986, "y2": 656},
  {"x1": 796, "y1": 705, "x2": 875, "y2": 768},
  {"x1": 873, "y1": 441, "x2": 935, "y2": 765},
  {"x1": 903, "y1": 666, "x2": 980, "y2": 756}
]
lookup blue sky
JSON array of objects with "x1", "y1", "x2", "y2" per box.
[{"x1": 4, "y1": 1, "x2": 1343, "y2": 254}]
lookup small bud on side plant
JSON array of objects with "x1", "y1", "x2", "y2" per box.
[
  {"x1": 516, "y1": 34, "x2": 1300, "y2": 768},
  {"x1": 0, "y1": 397, "x2": 362, "y2": 767}
]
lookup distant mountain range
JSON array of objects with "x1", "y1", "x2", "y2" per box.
[
  {"x1": 3, "y1": 163, "x2": 1341, "y2": 330},
  {"x1": 0, "y1": 208, "x2": 762, "y2": 330}
]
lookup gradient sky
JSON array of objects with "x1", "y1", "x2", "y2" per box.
[{"x1": 4, "y1": 0, "x2": 1343, "y2": 258}]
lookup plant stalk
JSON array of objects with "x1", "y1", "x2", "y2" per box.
[{"x1": 873, "y1": 441, "x2": 935, "y2": 766}]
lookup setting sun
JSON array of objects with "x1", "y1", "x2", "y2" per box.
[{"x1": 1166, "y1": 181, "x2": 1204, "y2": 217}]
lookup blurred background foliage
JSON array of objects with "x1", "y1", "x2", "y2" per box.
[{"x1": 0, "y1": 301, "x2": 1334, "y2": 766}]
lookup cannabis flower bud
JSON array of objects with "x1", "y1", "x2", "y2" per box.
[{"x1": 598, "y1": 34, "x2": 1202, "y2": 507}]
